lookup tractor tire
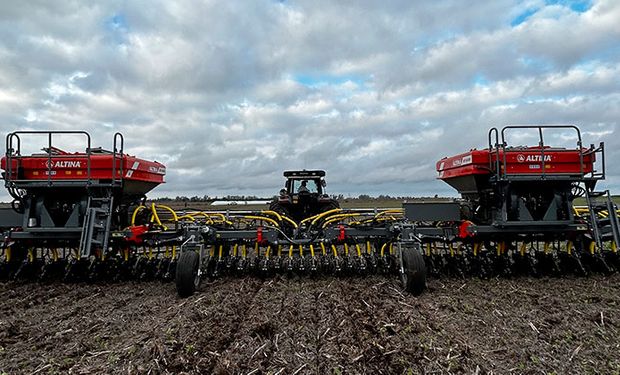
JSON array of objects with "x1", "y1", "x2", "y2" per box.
[
  {"x1": 399, "y1": 242, "x2": 427, "y2": 296},
  {"x1": 268, "y1": 199, "x2": 280, "y2": 211},
  {"x1": 176, "y1": 251, "x2": 201, "y2": 298},
  {"x1": 269, "y1": 200, "x2": 291, "y2": 217},
  {"x1": 322, "y1": 200, "x2": 340, "y2": 211},
  {"x1": 269, "y1": 201, "x2": 295, "y2": 228}
]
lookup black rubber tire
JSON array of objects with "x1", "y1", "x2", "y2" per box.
[
  {"x1": 269, "y1": 200, "x2": 292, "y2": 217},
  {"x1": 399, "y1": 242, "x2": 427, "y2": 296},
  {"x1": 268, "y1": 199, "x2": 281, "y2": 211},
  {"x1": 176, "y1": 251, "x2": 200, "y2": 298},
  {"x1": 322, "y1": 200, "x2": 340, "y2": 211}
]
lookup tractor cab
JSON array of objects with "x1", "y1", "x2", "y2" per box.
[
  {"x1": 271, "y1": 170, "x2": 339, "y2": 222},
  {"x1": 284, "y1": 170, "x2": 326, "y2": 196}
]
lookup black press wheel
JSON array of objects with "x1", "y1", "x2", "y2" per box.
[
  {"x1": 176, "y1": 251, "x2": 201, "y2": 298},
  {"x1": 399, "y1": 242, "x2": 427, "y2": 296}
]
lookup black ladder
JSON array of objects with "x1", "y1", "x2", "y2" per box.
[
  {"x1": 79, "y1": 196, "x2": 114, "y2": 258},
  {"x1": 585, "y1": 190, "x2": 620, "y2": 251}
]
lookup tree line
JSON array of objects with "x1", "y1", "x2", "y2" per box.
[{"x1": 151, "y1": 194, "x2": 434, "y2": 202}]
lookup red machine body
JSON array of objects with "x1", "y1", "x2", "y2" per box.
[
  {"x1": 437, "y1": 147, "x2": 595, "y2": 180},
  {"x1": 436, "y1": 146, "x2": 596, "y2": 195},
  {"x1": 432, "y1": 125, "x2": 606, "y2": 236},
  {"x1": 1, "y1": 150, "x2": 165, "y2": 195}
]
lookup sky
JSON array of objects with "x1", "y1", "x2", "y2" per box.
[{"x1": 0, "y1": 0, "x2": 619, "y2": 200}]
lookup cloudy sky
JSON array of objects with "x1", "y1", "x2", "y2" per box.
[{"x1": 0, "y1": 0, "x2": 619, "y2": 199}]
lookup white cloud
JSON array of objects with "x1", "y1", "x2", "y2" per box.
[{"x1": 0, "y1": 0, "x2": 618, "y2": 200}]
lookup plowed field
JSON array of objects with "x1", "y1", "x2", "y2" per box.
[{"x1": 1, "y1": 275, "x2": 619, "y2": 374}]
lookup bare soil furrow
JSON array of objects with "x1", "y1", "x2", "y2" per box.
[{"x1": 0, "y1": 275, "x2": 618, "y2": 374}]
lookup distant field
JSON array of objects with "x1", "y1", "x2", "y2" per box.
[
  {"x1": 155, "y1": 195, "x2": 618, "y2": 212},
  {"x1": 573, "y1": 195, "x2": 620, "y2": 206},
  {"x1": 151, "y1": 197, "x2": 455, "y2": 212},
  {"x1": 1, "y1": 196, "x2": 617, "y2": 211}
]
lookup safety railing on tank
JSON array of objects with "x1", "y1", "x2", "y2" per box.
[
  {"x1": 112, "y1": 132, "x2": 124, "y2": 186},
  {"x1": 3, "y1": 130, "x2": 124, "y2": 188},
  {"x1": 487, "y1": 125, "x2": 605, "y2": 181}
]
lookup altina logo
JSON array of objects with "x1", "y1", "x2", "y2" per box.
[
  {"x1": 45, "y1": 160, "x2": 82, "y2": 168},
  {"x1": 516, "y1": 154, "x2": 552, "y2": 163}
]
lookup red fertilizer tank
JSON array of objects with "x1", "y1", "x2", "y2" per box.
[
  {"x1": 437, "y1": 144, "x2": 596, "y2": 196},
  {"x1": 0, "y1": 131, "x2": 166, "y2": 262},
  {"x1": 1, "y1": 131, "x2": 165, "y2": 196},
  {"x1": 434, "y1": 125, "x2": 605, "y2": 229}
]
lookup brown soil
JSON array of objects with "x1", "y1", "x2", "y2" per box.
[{"x1": 1, "y1": 275, "x2": 619, "y2": 374}]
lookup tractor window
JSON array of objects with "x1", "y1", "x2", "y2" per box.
[{"x1": 293, "y1": 179, "x2": 318, "y2": 193}]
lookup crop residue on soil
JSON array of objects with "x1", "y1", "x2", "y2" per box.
[{"x1": 1, "y1": 275, "x2": 619, "y2": 374}]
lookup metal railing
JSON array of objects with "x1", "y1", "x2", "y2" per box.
[
  {"x1": 112, "y1": 132, "x2": 124, "y2": 185},
  {"x1": 4, "y1": 130, "x2": 124, "y2": 188},
  {"x1": 487, "y1": 125, "x2": 604, "y2": 181}
]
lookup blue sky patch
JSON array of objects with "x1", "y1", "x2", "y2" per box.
[
  {"x1": 294, "y1": 73, "x2": 366, "y2": 87},
  {"x1": 472, "y1": 73, "x2": 489, "y2": 86},
  {"x1": 105, "y1": 14, "x2": 129, "y2": 45},
  {"x1": 106, "y1": 14, "x2": 128, "y2": 32},
  {"x1": 545, "y1": 0, "x2": 592, "y2": 13},
  {"x1": 512, "y1": 0, "x2": 591, "y2": 26},
  {"x1": 511, "y1": 8, "x2": 539, "y2": 26},
  {"x1": 519, "y1": 56, "x2": 553, "y2": 72}
]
